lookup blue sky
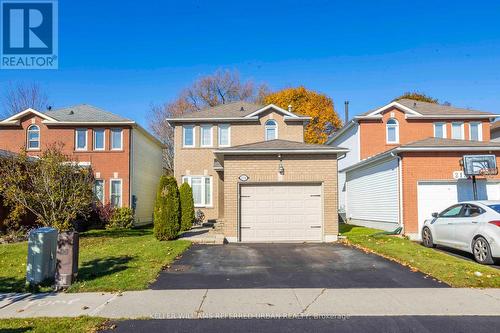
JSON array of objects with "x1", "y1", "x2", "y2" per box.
[{"x1": 1, "y1": 0, "x2": 500, "y2": 127}]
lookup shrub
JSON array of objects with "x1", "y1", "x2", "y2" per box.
[
  {"x1": 179, "y1": 182, "x2": 195, "y2": 231},
  {"x1": 154, "y1": 175, "x2": 181, "y2": 240},
  {"x1": 106, "y1": 207, "x2": 134, "y2": 230}
]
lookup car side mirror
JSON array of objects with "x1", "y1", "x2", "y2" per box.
[{"x1": 432, "y1": 212, "x2": 439, "y2": 218}]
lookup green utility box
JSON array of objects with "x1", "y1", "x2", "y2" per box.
[{"x1": 26, "y1": 227, "x2": 58, "y2": 285}]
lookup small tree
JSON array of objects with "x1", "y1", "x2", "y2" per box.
[
  {"x1": 154, "y1": 175, "x2": 181, "y2": 240},
  {"x1": 179, "y1": 182, "x2": 195, "y2": 231},
  {"x1": 0, "y1": 144, "x2": 94, "y2": 231}
]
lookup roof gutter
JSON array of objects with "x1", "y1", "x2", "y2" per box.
[
  {"x1": 405, "y1": 115, "x2": 499, "y2": 120},
  {"x1": 42, "y1": 120, "x2": 136, "y2": 125},
  {"x1": 214, "y1": 148, "x2": 349, "y2": 155},
  {"x1": 166, "y1": 117, "x2": 260, "y2": 124},
  {"x1": 326, "y1": 119, "x2": 358, "y2": 145}
]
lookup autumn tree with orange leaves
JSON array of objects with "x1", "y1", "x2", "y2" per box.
[{"x1": 263, "y1": 86, "x2": 342, "y2": 144}]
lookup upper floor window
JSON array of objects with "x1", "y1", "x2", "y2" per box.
[
  {"x1": 111, "y1": 128, "x2": 123, "y2": 150},
  {"x1": 265, "y1": 119, "x2": 277, "y2": 141},
  {"x1": 451, "y1": 122, "x2": 464, "y2": 139},
  {"x1": 386, "y1": 118, "x2": 399, "y2": 143},
  {"x1": 75, "y1": 128, "x2": 88, "y2": 151},
  {"x1": 200, "y1": 125, "x2": 213, "y2": 147},
  {"x1": 183, "y1": 125, "x2": 195, "y2": 148},
  {"x1": 469, "y1": 122, "x2": 482, "y2": 141},
  {"x1": 434, "y1": 122, "x2": 447, "y2": 138},
  {"x1": 93, "y1": 129, "x2": 105, "y2": 150},
  {"x1": 27, "y1": 125, "x2": 40, "y2": 150},
  {"x1": 218, "y1": 124, "x2": 230, "y2": 147}
]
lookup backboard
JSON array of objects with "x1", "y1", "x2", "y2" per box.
[{"x1": 462, "y1": 155, "x2": 498, "y2": 176}]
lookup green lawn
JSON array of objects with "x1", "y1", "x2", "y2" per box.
[
  {"x1": 0, "y1": 317, "x2": 109, "y2": 333},
  {"x1": 0, "y1": 227, "x2": 190, "y2": 293},
  {"x1": 340, "y1": 224, "x2": 500, "y2": 288}
]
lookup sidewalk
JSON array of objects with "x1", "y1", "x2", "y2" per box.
[{"x1": 1, "y1": 288, "x2": 500, "y2": 319}]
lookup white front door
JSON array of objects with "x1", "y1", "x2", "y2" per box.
[{"x1": 240, "y1": 184, "x2": 323, "y2": 242}]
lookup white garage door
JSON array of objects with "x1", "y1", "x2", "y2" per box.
[
  {"x1": 417, "y1": 180, "x2": 500, "y2": 238},
  {"x1": 240, "y1": 184, "x2": 322, "y2": 242}
]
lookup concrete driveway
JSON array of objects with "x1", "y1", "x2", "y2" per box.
[{"x1": 150, "y1": 243, "x2": 446, "y2": 289}]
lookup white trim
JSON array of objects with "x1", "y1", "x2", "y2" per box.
[
  {"x1": 110, "y1": 178, "x2": 123, "y2": 208},
  {"x1": 386, "y1": 118, "x2": 399, "y2": 144},
  {"x1": 181, "y1": 175, "x2": 213, "y2": 208},
  {"x1": 2, "y1": 108, "x2": 58, "y2": 123},
  {"x1": 214, "y1": 149, "x2": 348, "y2": 155},
  {"x1": 283, "y1": 116, "x2": 311, "y2": 121},
  {"x1": 469, "y1": 122, "x2": 483, "y2": 141},
  {"x1": 111, "y1": 128, "x2": 123, "y2": 150},
  {"x1": 218, "y1": 124, "x2": 231, "y2": 147},
  {"x1": 406, "y1": 114, "x2": 498, "y2": 119},
  {"x1": 26, "y1": 124, "x2": 40, "y2": 150},
  {"x1": 433, "y1": 122, "x2": 447, "y2": 139},
  {"x1": 200, "y1": 124, "x2": 213, "y2": 147},
  {"x1": 365, "y1": 101, "x2": 422, "y2": 117},
  {"x1": 265, "y1": 119, "x2": 278, "y2": 141},
  {"x1": 167, "y1": 117, "x2": 259, "y2": 123},
  {"x1": 93, "y1": 128, "x2": 106, "y2": 151},
  {"x1": 182, "y1": 125, "x2": 195, "y2": 148},
  {"x1": 326, "y1": 120, "x2": 357, "y2": 145},
  {"x1": 451, "y1": 122, "x2": 465, "y2": 140},
  {"x1": 75, "y1": 128, "x2": 88, "y2": 151},
  {"x1": 244, "y1": 104, "x2": 299, "y2": 118}
]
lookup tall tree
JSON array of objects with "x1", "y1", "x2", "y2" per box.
[
  {"x1": 393, "y1": 91, "x2": 438, "y2": 104},
  {"x1": 263, "y1": 86, "x2": 342, "y2": 144},
  {"x1": 148, "y1": 69, "x2": 268, "y2": 172},
  {"x1": 2, "y1": 82, "x2": 49, "y2": 117}
]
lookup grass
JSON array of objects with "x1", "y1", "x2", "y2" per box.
[
  {"x1": 0, "y1": 317, "x2": 110, "y2": 333},
  {"x1": 0, "y1": 227, "x2": 190, "y2": 293},
  {"x1": 339, "y1": 224, "x2": 500, "y2": 288}
]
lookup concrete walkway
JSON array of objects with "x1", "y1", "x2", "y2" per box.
[{"x1": 1, "y1": 288, "x2": 500, "y2": 319}]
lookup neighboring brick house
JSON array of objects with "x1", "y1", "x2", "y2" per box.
[
  {"x1": 491, "y1": 121, "x2": 500, "y2": 142},
  {"x1": 328, "y1": 99, "x2": 500, "y2": 239},
  {"x1": 0, "y1": 105, "x2": 164, "y2": 225},
  {"x1": 167, "y1": 102, "x2": 347, "y2": 243}
]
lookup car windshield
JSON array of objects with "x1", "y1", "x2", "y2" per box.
[{"x1": 487, "y1": 204, "x2": 500, "y2": 214}]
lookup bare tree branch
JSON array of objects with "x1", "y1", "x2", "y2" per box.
[{"x1": 2, "y1": 82, "x2": 49, "y2": 117}]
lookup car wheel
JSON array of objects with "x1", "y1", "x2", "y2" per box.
[
  {"x1": 472, "y1": 237, "x2": 494, "y2": 265},
  {"x1": 422, "y1": 227, "x2": 435, "y2": 248}
]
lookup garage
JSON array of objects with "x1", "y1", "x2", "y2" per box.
[
  {"x1": 416, "y1": 180, "x2": 500, "y2": 238},
  {"x1": 239, "y1": 184, "x2": 323, "y2": 242}
]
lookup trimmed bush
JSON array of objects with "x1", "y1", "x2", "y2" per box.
[
  {"x1": 106, "y1": 207, "x2": 134, "y2": 230},
  {"x1": 154, "y1": 175, "x2": 181, "y2": 240},
  {"x1": 179, "y1": 182, "x2": 195, "y2": 231}
]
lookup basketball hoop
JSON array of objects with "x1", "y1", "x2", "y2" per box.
[{"x1": 462, "y1": 155, "x2": 498, "y2": 200}]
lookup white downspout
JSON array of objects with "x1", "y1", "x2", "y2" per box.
[{"x1": 391, "y1": 152, "x2": 404, "y2": 233}]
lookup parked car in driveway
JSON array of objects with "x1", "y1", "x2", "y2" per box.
[{"x1": 421, "y1": 201, "x2": 500, "y2": 265}]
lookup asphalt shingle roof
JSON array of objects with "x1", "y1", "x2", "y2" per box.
[
  {"x1": 401, "y1": 137, "x2": 500, "y2": 148},
  {"x1": 44, "y1": 104, "x2": 132, "y2": 122},
  {"x1": 361, "y1": 99, "x2": 495, "y2": 116},
  {"x1": 217, "y1": 139, "x2": 344, "y2": 151}
]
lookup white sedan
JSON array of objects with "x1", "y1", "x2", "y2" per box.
[{"x1": 422, "y1": 200, "x2": 500, "y2": 265}]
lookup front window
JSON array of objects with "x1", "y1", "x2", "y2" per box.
[
  {"x1": 200, "y1": 125, "x2": 213, "y2": 147},
  {"x1": 265, "y1": 119, "x2": 277, "y2": 141},
  {"x1": 218, "y1": 124, "x2": 230, "y2": 147},
  {"x1": 434, "y1": 122, "x2": 446, "y2": 138},
  {"x1": 94, "y1": 180, "x2": 104, "y2": 203},
  {"x1": 110, "y1": 179, "x2": 122, "y2": 207},
  {"x1": 439, "y1": 204, "x2": 463, "y2": 217},
  {"x1": 111, "y1": 128, "x2": 123, "y2": 150},
  {"x1": 469, "y1": 122, "x2": 482, "y2": 141},
  {"x1": 183, "y1": 125, "x2": 195, "y2": 147},
  {"x1": 451, "y1": 122, "x2": 464, "y2": 139},
  {"x1": 27, "y1": 125, "x2": 40, "y2": 150},
  {"x1": 75, "y1": 128, "x2": 88, "y2": 150},
  {"x1": 182, "y1": 176, "x2": 212, "y2": 207},
  {"x1": 386, "y1": 118, "x2": 399, "y2": 143},
  {"x1": 93, "y1": 129, "x2": 105, "y2": 150}
]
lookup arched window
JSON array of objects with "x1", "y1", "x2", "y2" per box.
[
  {"x1": 265, "y1": 119, "x2": 277, "y2": 141},
  {"x1": 27, "y1": 125, "x2": 40, "y2": 149},
  {"x1": 386, "y1": 119, "x2": 399, "y2": 143}
]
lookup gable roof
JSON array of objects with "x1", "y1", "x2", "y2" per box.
[
  {"x1": 166, "y1": 101, "x2": 310, "y2": 123},
  {"x1": 340, "y1": 137, "x2": 500, "y2": 173},
  {"x1": 44, "y1": 104, "x2": 133, "y2": 123},
  {"x1": 214, "y1": 139, "x2": 347, "y2": 155},
  {"x1": 360, "y1": 99, "x2": 497, "y2": 119}
]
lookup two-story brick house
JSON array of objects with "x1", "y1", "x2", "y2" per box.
[
  {"x1": 167, "y1": 101, "x2": 347, "y2": 243},
  {"x1": 0, "y1": 105, "x2": 164, "y2": 225},
  {"x1": 328, "y1": 99, "x2": 500, "y2": 239}
]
